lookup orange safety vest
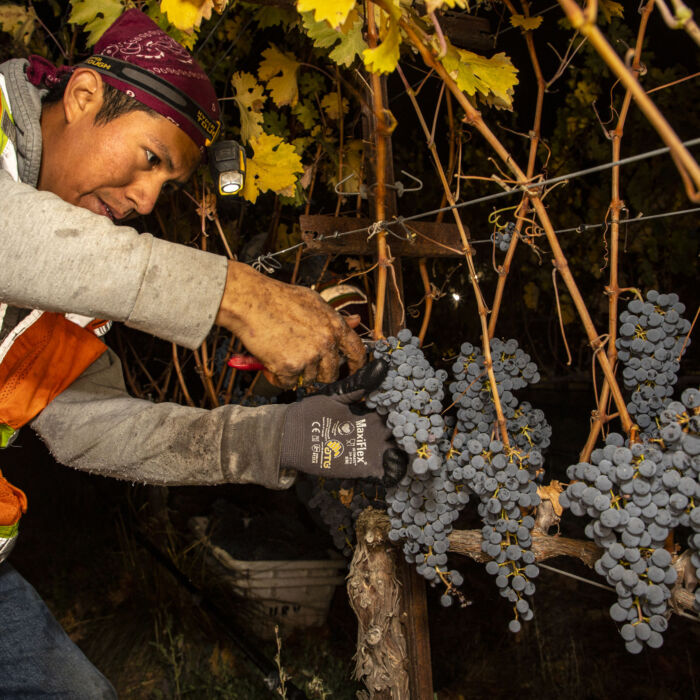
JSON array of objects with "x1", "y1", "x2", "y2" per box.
[
  {"x1": 0, "y1": 310, "x2": 109, "y2": 560},
  {"x1": 1, "y1": 72, "x2": 111, "y2": 561}
]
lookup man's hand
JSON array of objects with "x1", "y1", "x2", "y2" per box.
[
  {"x1": 279, "y1": 360, "x2": 407, "y2": 486},
  {"x1": 215, "y1": 261, "x2": 366, "y2": 388}
]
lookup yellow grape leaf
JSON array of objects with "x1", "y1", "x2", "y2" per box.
[
  {"x1": 523, "y1": 281, "x2": 539, "y2": 310},
  {"x1": 296, "y1": 0, "x2": 355, "y2": 30},
  {"x1": 334, "y1": 139, "x2": 363, "y2": 192},
  {"x1": 69, "y1": 0, "x2": 125, "y2": 47},
  {"x1": 509, "y1": 13, "x2": 543, "y2": 31},
  {"x1": 242, "y1": 133, "x2": 303, "y2": 204},
  {"x1": 258, "y1": 45, "x2": 300, "y2": 107},
  {"x1": 425, "y1": 0, "x2": 470, "y2": 11},
  {"x1": 0, "y1": 4, "x2": 37, "y2": 45},
  {"x1": 440, "y1": 42, "x2": 518, "y2": 109},
  {"x1": 231, "y1": 71, "x2": 266, "y2": 145},
  {"x1": 292, "y1": 100, "x2": 319, "y2": 130},
  {"x1": 600, "y1": 0, "x2": 624, "y2": 23},
  {"x1": 160, "y1": 0, "x2": 214, "y2": 32},
  {"x1": 321, "y1": 93, "x2": 348, "y2": 121},
  {"x1": 362, "y1": 12, "x2": 400, "y2": 75}
]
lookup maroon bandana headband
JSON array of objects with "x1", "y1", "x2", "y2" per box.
[{"x1": 27, "y1": 9, "x2": 220, "y2": 150}]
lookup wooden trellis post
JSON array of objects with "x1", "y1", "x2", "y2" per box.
[{"x1": 300, "y1": 71, "x2": 466, "y2": 700}]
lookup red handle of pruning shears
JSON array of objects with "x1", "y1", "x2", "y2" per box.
[{"x1": 227, "y1": 354, "x2": 265, "y2": 371}]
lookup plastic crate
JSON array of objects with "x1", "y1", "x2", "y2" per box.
[{"x1": 190, "y1": 516, "x2": 346, "y2": 637}]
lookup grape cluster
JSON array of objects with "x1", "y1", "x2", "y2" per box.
[
  {"x1": 616, "y1": 291, "x2": 691, "y2": 435},
  {"x1": 366, "y1": 329, "x2": 467, "y2": 605},
  {"x1": 491, "y1": 221, "x2": 516, "y2": 252},
  {"x1": 450, "y1": 339, "x2": 541, "y2": 441},
  {"x1": 657, "y1": 388, "x2": 700, "y2": 612},
  {"x1": 561, "y1": 436, "x2": 675, "y2": 652},
  {"x1": 560, "y1": 387, "x2": 699, "y2": 652},
  {"x1": 448, "y1": 339, "x2": 547, "y2": 629}
]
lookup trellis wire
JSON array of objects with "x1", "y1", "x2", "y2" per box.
[
  {"x1": 249, "y1": 137, "x2": 700, "y2": 270},
  {"x1": 538, "y1": 562, "x2": 700, "y2": 624},
  {"x1": 251, "y1": 204, "x2": 700, "y2": 271}
]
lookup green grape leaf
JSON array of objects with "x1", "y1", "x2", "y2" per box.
[
  {"x1": 263, "y1": 110, "x2": 289, "y2": 137},
  {"x1": 296, "y1": 0, "x2": 355, "y2": 30},
  {"x1": 510, "y1": 13, "x2": 543, "y2": 31},
  {"x1": 293, "y1": 99, "x2": 319, "y2": 130},
  {"x1": 439, "y1": 41, "x2": 518, "y2": 109},
  {"x1": 301, "y1": 10, "x2": 367, "y2": 68},
  {"x1": 254, "y1": 4, "x2": 298, "y2": 29},
  {"x1": 242, "y1": 132, "x2": 303, "y2": 204},
  {"x1": 231, "y1": 71, "x2": 266, "y2": 144},
  {"x1": 329, "y1": 12, "x2": 367, "y2": 67},
  {"x1": 69, "y1": 0, "x2": 125, "y2": 46},
  {"x1": 258, "y1": 45, "x2": 300, "y2": 107},
  {"x1": 299, "y1": 70, "x2": 325, "y2": 97}
]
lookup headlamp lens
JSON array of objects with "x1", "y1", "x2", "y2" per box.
[{"x1": 219, "y1": 171, "x2": 244, "y2": 194}]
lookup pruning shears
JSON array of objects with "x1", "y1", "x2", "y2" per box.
[{"x1": 227, "y1": 354, "x2": 265, "y2": 371}]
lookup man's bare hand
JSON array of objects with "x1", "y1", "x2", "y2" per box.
[{"x1": 215, "y1": 261, "x2": 366, "y2": 388}]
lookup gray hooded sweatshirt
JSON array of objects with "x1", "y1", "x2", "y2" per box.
[{"x1": 0, "y1": 58, "x2": 292, "y2": 489}]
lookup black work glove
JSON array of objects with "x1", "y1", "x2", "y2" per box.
[{"x1": 280, "y1": 360, "x2": 406, "y2": 486}]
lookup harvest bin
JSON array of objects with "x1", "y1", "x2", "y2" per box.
[{"x1": 190, "y1": 516, "x2": 347, "y2": 638}]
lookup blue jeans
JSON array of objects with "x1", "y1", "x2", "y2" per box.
[{"x1": 0, "y1": 563, "x2": 117, "y2": 699}]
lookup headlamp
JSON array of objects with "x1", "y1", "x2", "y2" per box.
[{"x1": 209, "y1": 140, "x2": 246, "y2": 197}]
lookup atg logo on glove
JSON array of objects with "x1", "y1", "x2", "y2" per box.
[{"x1": 322, "y1": 440, "x2": 344, "y2": 469}]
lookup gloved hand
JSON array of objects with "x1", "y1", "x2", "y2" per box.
[{"x1": 280, "y1": 360, "x2": 406, "y2": 486}]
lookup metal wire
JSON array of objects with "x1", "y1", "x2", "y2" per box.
[
  {"x1": 538, "y1": 562, "x2": 700, "y2": 624},
  {"x1": 247, "y1": 136, "x2": 700, "y2": 270}
]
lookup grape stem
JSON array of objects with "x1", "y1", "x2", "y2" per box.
[
  {"x1": 367, "y1": 1, "x2": 391, "y2": 341},
  {"x1": 397, "y1": 11, "x2": 634, "y2": 434},
  {"x1": 556, "y1": 0, "x2": 700, "y2": 201},
  {"x1": 488, "y1": 0, "x2": 546, "y2": 340},
  {"x1": 396, "y1": 63, "x2": 512, "y2": 446},
  {"x1": 580, "y1": 0, "x2": 655, "y2": 461}
]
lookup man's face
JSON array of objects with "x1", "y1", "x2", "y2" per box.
[{"x1": 40, "y1": 72, "x2": 201, "y2": 221}]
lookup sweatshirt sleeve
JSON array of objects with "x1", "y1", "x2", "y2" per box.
[
  {"x1": 30, "y1": 348, "x2": 295, "y2": 490},
  {"x1": 0, "y1": 172, "x2": 228, "y2": 349}
]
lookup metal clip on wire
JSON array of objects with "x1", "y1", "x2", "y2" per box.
[
  {"x1": 334, "y1": 173, "x2": 369, "y2": 200},
  {"x1": 389, "y1": 170, "x2": 423, "y2": 198}
]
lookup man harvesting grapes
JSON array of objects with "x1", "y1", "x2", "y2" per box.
[{"x1": 0, "y1": 9, "x2": 403, "y2": 696}]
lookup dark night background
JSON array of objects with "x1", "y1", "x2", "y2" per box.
[{"x1": 2, "y1": 1, "x2": 699, "y2": 697}]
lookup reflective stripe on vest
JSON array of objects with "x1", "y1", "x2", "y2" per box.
[
  {"x1": 0, "y1": 76, "x2": 111, "y2": 563},
  {"x1": 0, "y1": 74, "x2": 19, "y2": 182}
]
